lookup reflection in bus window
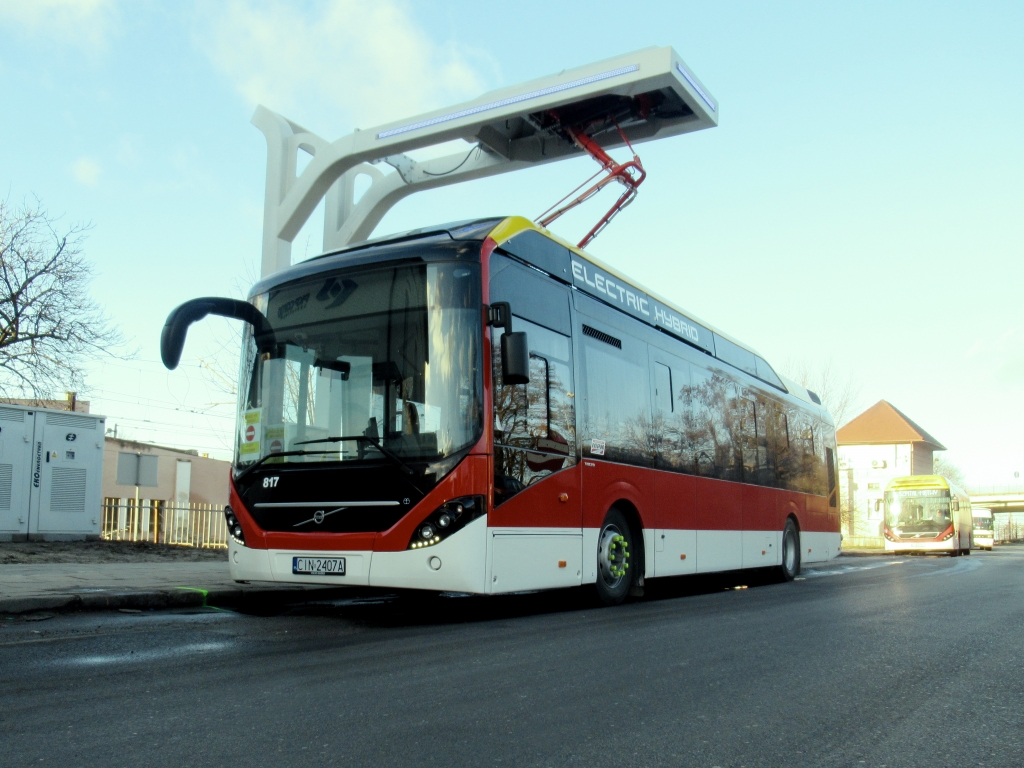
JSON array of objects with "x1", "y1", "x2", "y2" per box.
[
  {"x1": 492, "y1": 317, "x2": 575, "y2": 505},
  {"x1": 651, "y1": 356, "x2": 691, "y2": 472},
  {"x1": 582, "y1": 327, "x2": 653, "y2": 467}
]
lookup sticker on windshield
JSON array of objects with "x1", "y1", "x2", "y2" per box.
[
  {"x1": 590, "y1": 438, "x2": 606, "y2": 456},
  {"x1": 266, "y1": 426, "x2": 284, "y2": 454},
  {"x1": 241, "y1": 409, "x2": 261, "y2": 455}
]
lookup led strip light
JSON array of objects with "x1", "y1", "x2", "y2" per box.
[
  {"x1": 376, "y1": 64, "x2": 640, "y2": 140},
  {"x1": 675, "y1": 62, "x2": 716, "y2": 113}
]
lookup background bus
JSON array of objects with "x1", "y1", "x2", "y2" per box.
[
  {"x1": 972, "y1": 507, "x2": 993, "y2": 550},
  {"x1": 162, "y1": 217, "x2": 840, "y2": 604},
  {"x1": 883, "y1": 475, "x2": 973, "y2": 556}
]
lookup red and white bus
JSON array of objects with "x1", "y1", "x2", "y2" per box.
[{"x1": 162, "y1": 216, "x2": 840, "y2": 604}]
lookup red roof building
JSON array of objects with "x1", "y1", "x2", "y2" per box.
[{"x1": 836, "y1": 401, "x2": 945, "y2": 543}]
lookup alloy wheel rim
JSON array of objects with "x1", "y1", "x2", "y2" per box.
[{"x1": 598, "y1": 525, "x2": 630, "y2": 587}]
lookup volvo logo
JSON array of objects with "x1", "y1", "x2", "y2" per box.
[{"x1": 292, "y1": 505, "x2": 348, "y2": 528}]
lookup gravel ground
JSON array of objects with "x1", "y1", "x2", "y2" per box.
[{"x1": 0, "y1": 540, "x2": 228, "y2": 564}]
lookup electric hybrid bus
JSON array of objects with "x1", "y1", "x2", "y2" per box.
[
  {"x1": 883, "y1": 475, "x2": 973, "y2": 556},
  {"x1": 162, "y1": 217, "x2": 840, "y2": 604}
]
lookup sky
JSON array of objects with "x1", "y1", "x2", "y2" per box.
[{"x1": 0, "y1": 0, "x2": 1021, "y2": 486}]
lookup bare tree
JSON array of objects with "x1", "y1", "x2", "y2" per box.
[
  {"x1": 0, "y1": 198, "x2": 123, "y2": 397},
  {"x1": 782, "y1": 356, "x2": 862, "y2": 427},
  {"x1": 933, "y1": 454, "x2": 967, "y2": 487}
]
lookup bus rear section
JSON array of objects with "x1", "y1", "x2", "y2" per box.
[
  {"x1": 883, "y1": 475, "x2": 973, "y2": 555},
  {"x1": 972, "y1": 507, "x2": 993, "y2": 550}
]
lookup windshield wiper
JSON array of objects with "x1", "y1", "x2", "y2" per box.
[
  {"x1": 292, "y1": 435, "x2": 416, "y2": 476},
  {"x1": 234, "y1": 449, "x2": 332, "y2": 482}
]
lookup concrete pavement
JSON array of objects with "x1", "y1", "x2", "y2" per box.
[{"x1": 0, "y1": 560, "x2": 351, "y2": 614}]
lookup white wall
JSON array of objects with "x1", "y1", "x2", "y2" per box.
[{"x1": 838, "y1": 444, "x2": 912, "y2": 536}]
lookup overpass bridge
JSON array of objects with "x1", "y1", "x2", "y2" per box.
[
  {"x1": 968, "y1": 485, "x2": 1024, "y2": 542},
  {"x1": 968, "y1": 485, "x2": 1024, "y2": 513}
]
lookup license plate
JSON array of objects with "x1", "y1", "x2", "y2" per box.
[{"x1": 292, "y1": 556, "x2": 346, "y2": 576}]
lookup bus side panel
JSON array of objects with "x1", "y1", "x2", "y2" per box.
[
  {"x1": 653, "y1": 468, "x2": 696, "y2": 577},
  {"x1": 776, "y1": 490, "x2": 805, "y2": 530},
  {"x1": 742, "y1": 484, "x2": 779, "y2": 569},
  {"x1": 804, "y1": 494, "x2": 829, "y2": 530},
  {"x1": 801, "y1": 493, "x2": 838, "y2": 562},
  {"x1": 581, "y1": 459, "x2": 653, "y2": 536},
  {"x1": 695, "y1": 476, "x2": 742, "y2": 530},
  {"x1": 489, "y1": 464, "x2": 582, "y2": 529},
  {"x1": 695, "y1": 477, "x2": 742, "y2": 572}
]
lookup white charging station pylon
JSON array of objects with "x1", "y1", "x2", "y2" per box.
[{"x1": 252, "y1": 45, "x2": 718, "y2": 278}]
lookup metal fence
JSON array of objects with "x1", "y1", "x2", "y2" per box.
[{"x1": 101, "y1": 498, "x2": 228, "y2": 549}]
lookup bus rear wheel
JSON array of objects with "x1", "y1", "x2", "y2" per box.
[
  {"x1": 595, "y1": 508, "x2": 635, "y2": 606},
  {"x1": 779, "y1": 519, "x2": 800, "y2": 581}
]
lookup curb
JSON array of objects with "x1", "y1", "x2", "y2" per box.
[
  {"x1": 838, "y1": 550, "x2": 891, "y2": 557},
  {"x1": 0, "y1": 585, "x2": 358, "y2": 616}
]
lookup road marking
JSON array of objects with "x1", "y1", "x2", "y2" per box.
[{"x1": 801, "y1": 561, "x2": 903, "y2": 578}]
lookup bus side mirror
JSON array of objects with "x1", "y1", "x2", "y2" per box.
[
  {"x1": 161, "y1": 297, "x2": 271, "y2": 370},
  {"x1": 501, "y1": 332, "x2": 530, "y2": 385},
  {"x1": 488, "y1": 302, "x2": 529, "y2": 386}
]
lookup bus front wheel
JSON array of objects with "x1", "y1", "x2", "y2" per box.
[
  {"x1": 779, "y1": 520, "x2": 801, "y2": 581},
  {"x1": 595, "y1": 508, "x2": 636, "y2": 606}
]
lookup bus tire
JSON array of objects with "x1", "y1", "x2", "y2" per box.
[
  {"x1": 595, "y1": 508, "x2": 635, "y2": 606},
  {"x1": 963, "y1": 546, "x2": 971, "y2": 556},
  {"x1": 779, "y1": 519, "x2": 800, "y2": 581}
]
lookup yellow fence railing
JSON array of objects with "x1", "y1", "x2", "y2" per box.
[{"x1": 101, "y1": 498, "x2": 228, "y2": 549}]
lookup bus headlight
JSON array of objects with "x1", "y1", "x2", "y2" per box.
[
  {"x1": 408, "y1": 496, "x2": 485, "y2": 549},
  {"x1": 225, "y1": 505, "x2": 246, "y2": 546},
  {"x1": 941, "y1": 525, "x2": 955, "y2": 541}
]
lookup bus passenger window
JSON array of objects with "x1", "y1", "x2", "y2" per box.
[
  {"x1": 654, "y1": 362, "x2": 673, "y2": 413},
  {"x1": 492, "y1": 317, "x2": 575, "y2": 505},
  {"x1": 581, "y1": 323, "x2": 652, "y2": 467},
  {"x1": 682, "y1": 366, "x2": 739, "y2": 480}
]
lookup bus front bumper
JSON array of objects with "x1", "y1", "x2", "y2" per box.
[
  {"x1": 885, "y1": 539, "x2": 955, "y2": 552},
  {"x1": 227, "y1": 515, "x2": 488, "y2": 592}
]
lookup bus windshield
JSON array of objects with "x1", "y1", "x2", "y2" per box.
[
  {"x1": 884, "y1": 489, "x2": 952, "y2": 536},
  {"x1": 973, "y1": 515, "x2": 993, "y2": 532},
  {"x1": 234, "y1": 260, "x2": 482, "y2": 470}
]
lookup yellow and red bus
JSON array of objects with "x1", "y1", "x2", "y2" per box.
[
  {"x1": 162, "y1": 217, "x2": 840, "y2": 604},
  {"x1": 883, "y1": 475, "x2": 973, "y2": 556}
]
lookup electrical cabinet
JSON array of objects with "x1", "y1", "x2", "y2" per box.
[{"x1": 0, "y1": 404, "x2": 105, "y2": 541}]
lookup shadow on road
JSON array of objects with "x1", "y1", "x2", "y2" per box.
[{"x1": 234, "y1": 565, "x2": 790, "y2": 627}]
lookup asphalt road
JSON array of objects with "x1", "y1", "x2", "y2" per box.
[{"x1": 3, "y1": 549, "x2": 1023, "y2": 768}]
